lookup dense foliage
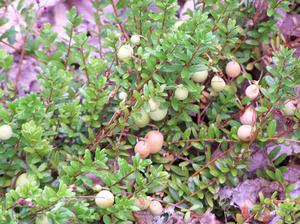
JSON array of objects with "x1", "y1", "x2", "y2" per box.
[{"x1": 0, "y1": 0, "x2": 299, "y2": 223}]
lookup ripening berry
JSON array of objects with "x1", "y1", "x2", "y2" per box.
[
  {"x1": 282, "y1": 100, "x2": 297, "y2": 116},
  {"x1": 117, "y1": 45, "x2": 133, "y2": 61},
  {"x1": 135, "y1": 197, "x2": 151, "y2": 210},
  {"x1": 134, "y1": 110, "x2": 150, "y2": 128},
  {"x1": 225, "y1": 61, "x2": 241, "y2": 78},
  {"x1": 245, "y1": 84, "x2": 259, "y2": 100},
  {"x1": 148, "y1": 200, "x2": 163, "y2": 216},
  {"x1": 192, "y1": 70, "x2": 208, "y2": 82},
  {"x1": 149, "y1": 107, "x2": 168, "y2": 121},
  {"x1": 95, "y1": 190, "x2": 114, "y2": 208},
  {"x1": 145, "y1": 130, "x2": 164, "y2": 154},
  {"x1": 240, "y1": 107, "x2": 256, "y2": 125},
  {"x1": 134, "y1": 141, "x2": 150, "y2": 158},
  {"x1": 130, "y1": 35, "x2": 141, "y2": 45},
  {"x1": 148, "y1": 98, "x2": 159, "y2": 112},
  {"x1": 237, "y1": 125, "x2": 255, "y2": 142},
  {"x1": 0, "y1": 124, "x2": 13, "y2": 140},
  {"x1": 211, "y1": 76, "x2": 226, "y2": 92},
  {"x1": 174, "y1": 86, "x2": 188, "y2": 100},
  {"x1": 35, "y1": 214, "x2": 52, "y2": 224},
  {"x1": 15, "y1": 173, "x2": 34, "y2": 188}
]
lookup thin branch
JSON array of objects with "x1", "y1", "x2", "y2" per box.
[{"x1": 111, "y1": 0, "x2": 129, "y2": 40}]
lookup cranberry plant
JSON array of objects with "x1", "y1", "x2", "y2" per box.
[{"x1": 0, "y1": 0, "x2": 299, "y2": 223}]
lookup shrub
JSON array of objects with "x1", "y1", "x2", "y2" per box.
[{"x1": 0, "y1": 0, "x2": 299, "y2": 223}]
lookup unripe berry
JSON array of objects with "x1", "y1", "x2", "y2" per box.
[
  {"x1": 93, "y1": 184, "x2": 102, "y2": 192},
  {"x1": 117, "y1": 45, "x2": 133, "y2": 61},
  {"x1": 174, "y1": 85, "x2": 188, "y2": 100},
  {"x1": 36, "y1": 214, "x2": 52, "y2": 224},
  {"x1": 211, "y1": 76, "x2": 226, "y2": 92},
  {"x1": 240, "y1": 107, "x2": 256, "y2": 125},
  {"x1": 0, "y1": 124, "x2": 13, "y2": 140},
  {"x1": 148, "y1": 200, "x2": 163, "y2": 216},
  {"x1": 174, "y1": 21, "x2": 184, "y2": 30},
  {"x1": 134, "y1": 110, "x2": 150, "y2": 128},
  {"x1": 237, "y1": 125, "x2": 255, "y2": 142},
  {"x1": 149, "y1": 107, "x2": 168, "y2": 121},
  {"x1": 282, "y1": 100, "x2": 297, "y2": 116},
  {"x1": 95, "y1": 190, "x2": 114, "y2": 208},
  {"x1": 15, "y1": 173, "x2": 35, "y2": 188},
  {"x1": 135, "y1": 197, "x2": 151, "y2": 210},
  {"x1": 118, "y1": 91, "x2": 128, "y2": 100},
  {"x1": 130, "y1": 34, "x2": 141, "y2": 45},
  {"x1": 134, "y1": 141, "x2": 150, "y2": 158},
  {"x1": 246, "y1": 62, "x2": 254, "y2": 71},
  {"x1": 225, "y1": 61, "x2": 241, "y2": 78},
  {"x1": 245, "y1": 84, "x2": 260, "y2": 100},
  {"x1": 192, "y1": 70, "x2": 208, "y2": 82},
  {"x1": 145, "y1": 130, "x2": 164, "y2": 154}
]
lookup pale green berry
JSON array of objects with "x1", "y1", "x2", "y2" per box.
[
  {"x1": 130, "y1": 35, "x2": 141, "y2": 45},
  {"x1": 36, "y1": 214, "x2": 52, "y2": 224},
  {"x1": 149, "y1": 107, "x2": 168, "y2": 121},
  {"x1": 174, "y1": 86, "x2": 188, "y2": 100},
  {"x1": 134, "y1": 110, "x2": 150, "y2": 128},
  {"x1": 211, "y1": 76, "x2": 226, "y2": 92},
  {"x1": 192, "y1": 70, "x2": 208, "y2": 82},
  {"x1": 15, "y1": 173, "x2": 35, "y2": 188}
]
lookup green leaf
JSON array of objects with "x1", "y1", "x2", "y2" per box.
[
  {"x1": 103, "y1": 215, "x2": 112, "y2": 224},
  {"x1": 116, "y1": 0, "x2": 126, "y2": 9},
  {"x1": 268, "y1": 146, "x2": 281, "y2": 160},
  {"x1": 266, "y1": 120, "x2": 277, "y2": 137}
]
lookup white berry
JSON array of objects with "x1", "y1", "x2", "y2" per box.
[
  {"x1": 117, "y1": 45, "x2": 133, "y2": 61},
  {"x1": 237, "y1": 125, "x2": 255, "y2": 142},
  {"x1": 95, "y1": 190, "x2": 114, "y2": 208},
  {"x1": 0, "y1": 124, "x2": 13, "y2": 140},
  {"x1": 245, "y1": 84, "x2": 260, "y2": 100},
  {"x1": 118, "y1": 91, "x2": 128, "y2": 100},
  {"x1": 240, "y1": 107, "x2": 256, "y2": 125},
  {"x1": 148, "y1": 200, "x2": 163, "y2": 216}
]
